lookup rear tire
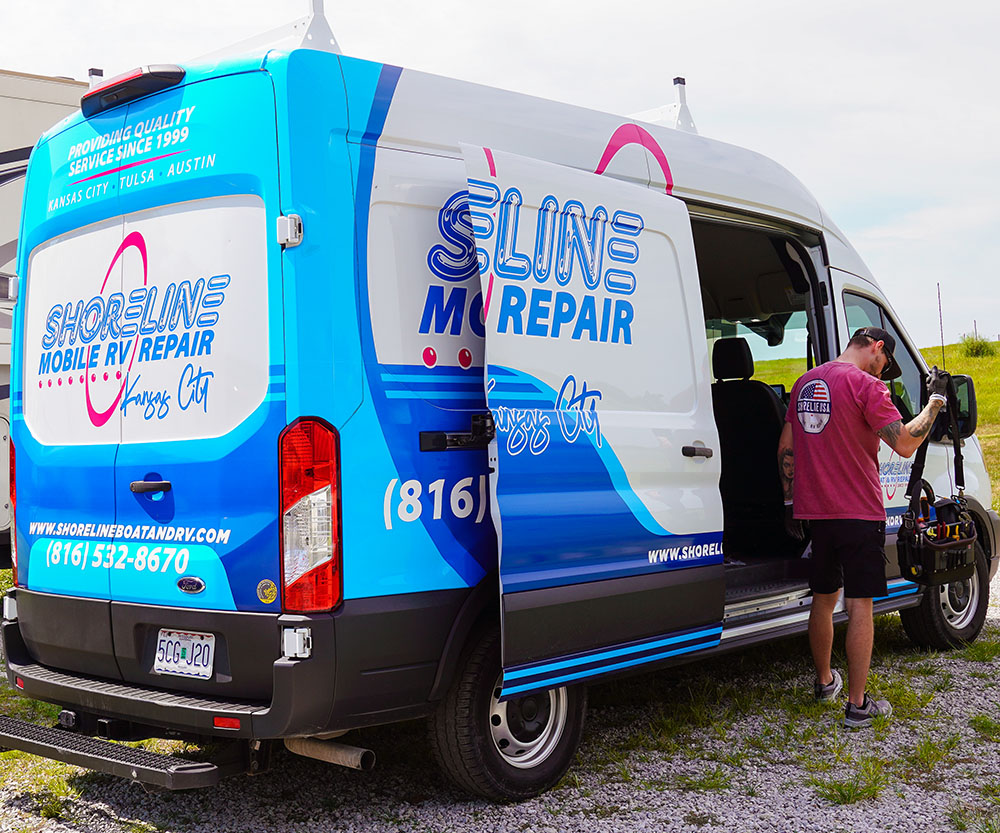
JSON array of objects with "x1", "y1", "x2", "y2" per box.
[
  {"x1": 900, "y1": 540, "x2": 990, "y2": 649},
  {"x1": 428, "y1": 625, "x2": 586, "y2": 801}
]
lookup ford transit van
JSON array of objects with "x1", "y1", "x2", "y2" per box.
[{"x1": 1, "y1": 45, "x2": 997, "y2": 801}]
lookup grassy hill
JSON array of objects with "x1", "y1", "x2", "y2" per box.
[{"x1": 755, "y1": 344, "x2": 998, "y2": 511}]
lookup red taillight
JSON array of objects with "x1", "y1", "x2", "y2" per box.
[
  {"x1": 15, "y1": 677, "x2": 24, "y2": 690},
  {"x1": 81, "y1": 65, "x2": 185, "y2": 117},
  {"x1": 279, "y1": 418, "x2": 341, "y2": 613},
  {"x1": 8, "y1": 439, "x2": 15, "y2": 587},
  {"x1": 213, "y1": 716, "x2": 241, "y2": 730}
]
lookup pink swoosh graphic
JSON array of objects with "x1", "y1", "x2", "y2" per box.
[
  {"x1": 483, "y1": 272, "x2": 495, "y2": 318},
  {"x1": 594, "y1": 124, "x2": 673, "y2": 194},
  {"x1": 484, "y1": 147, "x2": 497, "y2": 178},
  {"x1": 86, "y1": 230, "x2": 147, "y2": 427}
]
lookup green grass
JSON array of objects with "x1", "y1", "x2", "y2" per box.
[
  {"x1": 902, "y1": 733, "x2": 958, "y2": 774},
  {"x1": 809, "y1": 756, "x2": 891, "y2": 804},
  {"x1": 969, "y1": 714, "x2": 1000, "y2": 742},
  {"x1": 676, "y1": 765, "x2": 732, "y2": 792}
]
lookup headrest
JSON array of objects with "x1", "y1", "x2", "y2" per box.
[{"x1": 713, "y1": 337, "x2": 755, "y2": 381}]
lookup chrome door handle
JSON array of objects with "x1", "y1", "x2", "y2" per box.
[{"x1": 681, "y1": 445, "x2": 714, "y2": 459}]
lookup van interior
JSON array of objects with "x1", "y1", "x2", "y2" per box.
[{"x1": 689, "y1": 217, "x2": 823, "y2": 610}]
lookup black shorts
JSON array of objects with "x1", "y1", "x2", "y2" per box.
[{"x1": 809, "y1": 519, "x2": 888, "y2": 599}]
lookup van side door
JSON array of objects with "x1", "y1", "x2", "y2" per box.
[{"x1": 462, "y1": 146, "x2": 724, "y2": 698}]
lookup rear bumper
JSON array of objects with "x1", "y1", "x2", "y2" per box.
[
  {"x1": 2, "y1": 606, "x2": 335, "y2": 739},
  {"x1": 2, "y1": 585, "x2": 471, "y2": 739}
]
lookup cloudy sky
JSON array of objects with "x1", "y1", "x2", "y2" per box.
[{"x1": 3, "y1": 0, "x2": 997, "y2": 348}]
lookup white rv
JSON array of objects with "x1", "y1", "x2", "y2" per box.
[{"x1": 0, "y1": 69, "x2": 87, "y2": 554}]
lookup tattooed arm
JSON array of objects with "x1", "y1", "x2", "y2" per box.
[
  {"x1": 778, "y1": 422, "x2": 795, "y2": 502},
  {"x1": 876, "y1": 398, "x2": 945, "y2": 457},
  {"x1": 777, "y1": 422, "x2": 803, "y2": 540}
]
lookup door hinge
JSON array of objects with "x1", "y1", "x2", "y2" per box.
[
  {"x1": 277, "y1": 214, "x2": 304, "y2": 248},
  {"x1": 420, "y1": 413, "x2": 495, "y2": 452}
]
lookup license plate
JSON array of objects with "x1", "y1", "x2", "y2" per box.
[{"x1": 153, "y1": 629, "x2": 215, "y2": 680}]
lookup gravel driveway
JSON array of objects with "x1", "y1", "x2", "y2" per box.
[{"x1": 2, "y1": 584, "x2": 999, "y2": 833}]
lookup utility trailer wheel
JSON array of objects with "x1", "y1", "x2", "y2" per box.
[
  {"x1": 900, "y1": 541, "x2": 990, "y2": 650},
  {"x1": 428, "y1": 626, "x2": 587, "y2": 801}
]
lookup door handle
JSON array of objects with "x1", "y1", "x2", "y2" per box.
[
  {"x1": 681, "y1": 445, "x2": 714, "y2": 459},
  {"x1": 130, "y1": 480, "x2": 172, "y2": 494}
]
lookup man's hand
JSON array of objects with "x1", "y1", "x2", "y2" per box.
[
  {"x1": 926, "y1": 366, "x2": 949, "y2": 400},
  {"x1": 784, "y1": 503, "x2": 805, "y2": 541}
]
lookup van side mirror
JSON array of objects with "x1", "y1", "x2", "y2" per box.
[{"x1": 951, "y1": 374, "x2": 977, "y2": 439}]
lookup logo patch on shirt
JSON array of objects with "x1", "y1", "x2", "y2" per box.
[{"x1": 798, "y1": 379, "x2": 831, "y2": 433}]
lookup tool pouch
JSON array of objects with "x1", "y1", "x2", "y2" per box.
[{"x1": 897, "y1": 479, "x2": 977, "y2": 585}]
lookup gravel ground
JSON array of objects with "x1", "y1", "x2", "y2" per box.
[{"x1": 2, "y1": 583, "x2": 1000, "y2": 833}]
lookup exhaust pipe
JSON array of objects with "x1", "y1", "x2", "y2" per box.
[{"x1": 284, "y1": 737, "x2": 375, "y2": 771}]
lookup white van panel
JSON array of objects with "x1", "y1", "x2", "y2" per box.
[
  {"x1": 22, "y1": 195, "x2": 269, "y2": 446},
  {"x1": 118, "y1": 195, "x2": 269, "y2": 443},
  {"x1": 23, "y1": 216, "x2": 124, "y2": 446}
]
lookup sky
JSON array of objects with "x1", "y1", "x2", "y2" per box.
[{"x1": 2, "y1": 0, "x2": 997, "y2": 349}]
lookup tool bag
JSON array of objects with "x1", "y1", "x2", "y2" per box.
[{"x1": 896, "y1": 374, "x2": 977, "y2": 585}]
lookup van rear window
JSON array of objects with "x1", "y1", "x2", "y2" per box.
[{"x1": 23, "y1": 194, "x2": 269, "y2": 445}]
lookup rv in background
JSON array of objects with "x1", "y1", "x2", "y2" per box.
[{"x1": 0, "y1": 69, "x2": 86, "y2": 555}]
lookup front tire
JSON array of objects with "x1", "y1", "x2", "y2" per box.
[
  {"x1": 428, "y1": 626, "x2": 587, "y2": 801},
  {"x1": 900, "y1": 540, "x2": 990, "y2": 649}
]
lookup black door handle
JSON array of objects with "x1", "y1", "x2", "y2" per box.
[
  {"x1": 130, "y1": 480, "x2": 172, "y2": 493},
  {"x1": 681, "y1": 445, "x2": 714, "y2": 459}
]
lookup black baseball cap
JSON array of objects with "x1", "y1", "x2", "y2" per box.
[{"x1": 853, "y1": 327, "x2": 901, "y2": 380}]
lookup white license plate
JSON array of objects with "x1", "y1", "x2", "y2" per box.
[{"x1": 153, "y1": 629, "x2": 216, "y2": 680}]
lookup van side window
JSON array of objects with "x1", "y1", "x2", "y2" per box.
[
  {"x1": 843, "y1": 291, "x2": 922, "y2": 420},
  {"x1": 705, "y1": 311, "x2": 811, "y2": 404}
]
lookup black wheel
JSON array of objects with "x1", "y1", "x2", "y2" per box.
[
  {"x1": 428, "y1": 625, "x2": 587, "y2": 801},
  {"x1": 900, "y1": 540, "x2": 990, "y2": 649}
]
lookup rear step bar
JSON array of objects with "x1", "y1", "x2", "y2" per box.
[{"x1": 0, "y1": 715, "x2": 220, "y2": 790}]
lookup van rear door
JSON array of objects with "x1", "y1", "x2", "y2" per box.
[
  {"x1": 106, "y1": 72, "x2": 284, "y2": 688},
  {"x1": 18, "y1": 110, "x2": 129, "y2": 679},
  {"x1": 461, "y1": 146, "x2": 725, "y2": 697}
]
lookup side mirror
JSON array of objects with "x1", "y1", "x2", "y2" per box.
[{"x1": 952, "y1": 374, "x2": 977, "y2": 440}]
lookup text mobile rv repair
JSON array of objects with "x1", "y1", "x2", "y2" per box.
[{"x1": 37, "y1": 275, "x2": 228, "y2": 377}]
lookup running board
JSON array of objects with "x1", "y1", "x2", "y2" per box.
[{"x1": 0, "y1": 715, "x2": 219, "y2": 790}]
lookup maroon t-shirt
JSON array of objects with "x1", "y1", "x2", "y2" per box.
[{"x1": 785, "y1": 361, "x2": 902, "y2": 521}]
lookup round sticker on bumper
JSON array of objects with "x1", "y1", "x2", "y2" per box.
[{"x1": 256, "y1": 579, "x2": 278, "y2": 604}]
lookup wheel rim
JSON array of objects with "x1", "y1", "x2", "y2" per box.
[
  {"x1": 939, "y1": 569, "x2": 980, "y2": 631},
  {"x1": 489, "y1": 676, "x2": 568, "y2": 769}
]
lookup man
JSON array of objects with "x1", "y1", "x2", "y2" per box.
[{"x1": 777, "y1": 326, "x2": 948, "y2": 728}]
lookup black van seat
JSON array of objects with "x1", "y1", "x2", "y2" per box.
[{"x1": 710, "y1": 338, "x2": 798, "y2": 559}]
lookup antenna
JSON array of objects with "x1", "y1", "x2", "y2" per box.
[
  {"x1": 937, "y1": 281, "x2": 946, "y2": 369},
  {"x1": 627, "y1": 76, "x2": 699, "y2": 134},
  {"x1": 189, "y1": 0, "x2": 340, "y2": 65}
]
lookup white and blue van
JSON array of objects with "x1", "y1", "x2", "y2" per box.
[{"x1": 1, "y1": 36, "x2": 997, "y2": 801}]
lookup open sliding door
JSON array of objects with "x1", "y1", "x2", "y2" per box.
[{"x1": 461, "y1": 145, "x2": 725, "y2": 698}]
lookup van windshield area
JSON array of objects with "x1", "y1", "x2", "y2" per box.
[{"x1": 690, "y1": 219, "x2": 820, "y2": 598}]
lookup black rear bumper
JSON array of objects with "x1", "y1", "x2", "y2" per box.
[
  {"x1": 2, "y1": 585, "x2": 473, "y2": 740},
  {"x1": 2, "y1": 612, "x2": 333, "y2": 739}
]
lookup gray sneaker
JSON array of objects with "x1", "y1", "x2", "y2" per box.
[
  {"x1": 844, "y1": 693, "x2": 893, "y2": 728},
  {"x1": 814, "y1": 669, "x2": 843, "y2": 702}
]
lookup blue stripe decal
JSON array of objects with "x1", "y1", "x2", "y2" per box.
[
  {"x1": 380, "y1": 372, "x2": 482, "y2": 384},
  {"x1": 877, "y1": 586, "x2": 920, "y2": 601},
  {"x1": 504, "y1": 625, "x2": 723, "y2": 681},
  {"x1": 268, "y1": 382, "x2": 286, "y2": 393},
  {"x1": 502, "y1": 638, "x2": 720, "y2": 697},
  {"x1": 385, "y1": 390, "x2": 488, "y2": 400}
]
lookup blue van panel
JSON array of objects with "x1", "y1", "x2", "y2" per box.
[{"x1": 338, "y1": 60, "x2": 493, "y2": 599}]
